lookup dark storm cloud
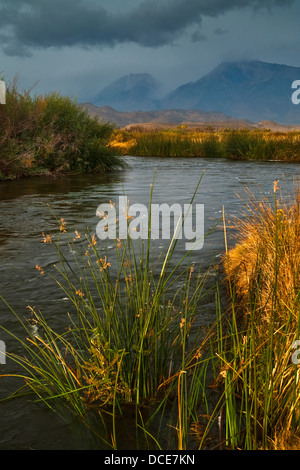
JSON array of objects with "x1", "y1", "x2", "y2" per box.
[
  {"x1": 0, "y1": 0, "x2": 294, "y2": 56},
  {"x1": 214, "y1": 27, "x2": 230, "y2": 36}
]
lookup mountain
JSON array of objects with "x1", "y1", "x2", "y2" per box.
[
  {"x1": 159, "y1": 60, "x2": 300, "y2": 124},
  {"x1": 87, "y1": 61, "x2": 300, "y2": 124},
  {"x1": 80, "y1": 103, "x2": 253, "y2": 129},
  {"x1": 92, "y1": 73, "x2": 161, "y2": 111}
]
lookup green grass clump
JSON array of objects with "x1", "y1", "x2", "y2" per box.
[
  {"x1": 222, "y1": 129, "x2": 300, "y2": 161},
  {"x1": 129, "y1": 131, "x2": 224, "y2": 158},
  {"x1": 0, "y1": 175, "x2": 218, "y2": 449},
  {"x1": 0, "y1": 77, "x2": 123, "y2": 180}
]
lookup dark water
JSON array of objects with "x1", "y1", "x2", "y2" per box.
[{"x1": 0, "y1": 156, "x2": 299, "y2": 449}]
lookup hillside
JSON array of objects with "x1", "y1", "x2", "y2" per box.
[
  {"x1": 87, "y1": 61, "x2": 300, "y2": 124},
  {"x1": 160, "y1": 61, "x2": 300, "y2": 124},
  {"x1": 92, "y1": 73, "x2": 161, "y2": 111},
  {"x1": 79, "y1": 103, "x2": 253, "y2": 129}
]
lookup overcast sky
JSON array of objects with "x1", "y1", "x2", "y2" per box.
[{"x1": 0, "y1": 0, "x2": 299, "y2": 101}]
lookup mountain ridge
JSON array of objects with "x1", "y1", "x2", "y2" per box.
[
  {"x1": 160, "y1": 60, "x2": 300, "y2": 123},
  {"x1": 92, "y1": 73, "x2": 161, "y2": 111},
  {"x1": 86, "y1": 60, "x2": 300, "y2": 124},
  {"x1": 80, "y1": 103, "x2": 300, "y2": 132}
]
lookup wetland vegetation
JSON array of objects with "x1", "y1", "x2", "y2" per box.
[
  {"x1": 1, "y1": 76, "x2": 300, "y2": 183},
  {"x1": 110, "y1": 127, "x2": 300, "y2": 162},
  {"x1": 0, "y1": 78, "x2": 123, "y2": 181},
  {"x1": 1, "y1": 178, "x2": 300, "y2": 450},
  {"x1": 1, "y1": 79, "x2": 300, "y2": 450}
]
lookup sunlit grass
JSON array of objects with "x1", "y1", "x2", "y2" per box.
[
  {"x1": 218, "y1": 180, "x2": 300, "y2": 449},
  {"x1": 111, "y1": 128, "x2": 300, "y2": 162}
]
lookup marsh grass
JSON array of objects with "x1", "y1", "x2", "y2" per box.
[
  {"x1": 128, "y1": 130, "x2": 224, "y2": 158},
  {"x1": 217, "y1": 181, "x2": 300, "y2": 449},
  {"x1": 223, "y1": 130, "x2": 300, "y2": 161},
  {"x1": 0, "y1": 77, "x2": 123, "y2": 180},
  {"x1": 113, "y1": 128, "x2": 300, "y2": 162},
  {"x1": 1, "y1": 174, "x2": 300, "y2": 450},
  {"x1": 0, "y1": 174, "x2": 220, "y2": 449}
]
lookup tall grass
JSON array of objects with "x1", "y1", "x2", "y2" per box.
[
  {"x1": 113, "y1": 128, "x2": 300, "y2": 162},
  {"x1": 0, "y1": 77, "x2": 123, "y2": 180},
  {"x1": 129, "y1": 131, "x2": 224, "y2": 158},
  {"x1": 223, "y1": 129, "x2": 300, "y2": 161},
  {"x1": 1, "y1": 175, "x2": 300, "y2": 450},
  {"x1": 0, "y1": 175, "x2": 218, "y2": 449},
  {"x1": 217, "y1": 181, "x2": 300, "y2": 449}
]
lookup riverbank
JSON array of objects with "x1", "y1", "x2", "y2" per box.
[
  {"x1": 0, "y1": 79, "x2": 124, "y2": 181},
  {"x1": 221, "y1": 182, "x2": 300, "y2": 449},
  {"x1": 2, "y1": 79, "x2": 300, "y2": 182},
  {"x1": 110, "y1": 127, "x2": 300, "y2": 162}
]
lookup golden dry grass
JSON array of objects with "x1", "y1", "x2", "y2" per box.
[
  {"x1": 222, "y1": 181, "x2": 300, "y2": 448},
  {"x1": 224, "y1": 183, "x2": 300, "y2": 321},
  {"x1": 110, "y1": 128, "x2": 300, "y2": 161}
]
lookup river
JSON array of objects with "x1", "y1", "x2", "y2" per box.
[{"x1": 0, "y1": 155, "x2": 299, "y2": 449}]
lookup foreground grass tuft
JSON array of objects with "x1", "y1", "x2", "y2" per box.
[
  {"x1": 1, "y1": 176, "x2": 300, "y2": 450},
  {"x1": 0, "y1": 176, "x2": 217, "y2": 449},
  {"x1": 220, "y1": 181, "x2": 300, "y2": 449}
]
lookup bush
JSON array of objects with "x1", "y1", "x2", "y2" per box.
[{"x1": 0, "y1": 78, "x2": 123, "y2": 179}]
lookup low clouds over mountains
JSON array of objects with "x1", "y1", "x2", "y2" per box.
[{"x1": 87, "y1": 60, "x2": 300, "y2": 124}]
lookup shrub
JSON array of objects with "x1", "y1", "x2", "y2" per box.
[{"x1": 0, "y1": 78, "x2": 123, "y2": 179}]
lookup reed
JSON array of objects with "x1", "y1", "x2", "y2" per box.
[
  {"x1": 217, "y1": 181, "x2": 300, "y2": 449},
  {"x1": 113, "y1": 128, "x2": 300, "y2": 162},
  {"x1": 222, "y1": 129, "x2": 300, "y2": 161},
  {"x1": 128, "y1": 130, "x2": 224, "y2": 158},
  {"x1": 0, "y1": 174, "x2": 218, "y2": 449}
]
